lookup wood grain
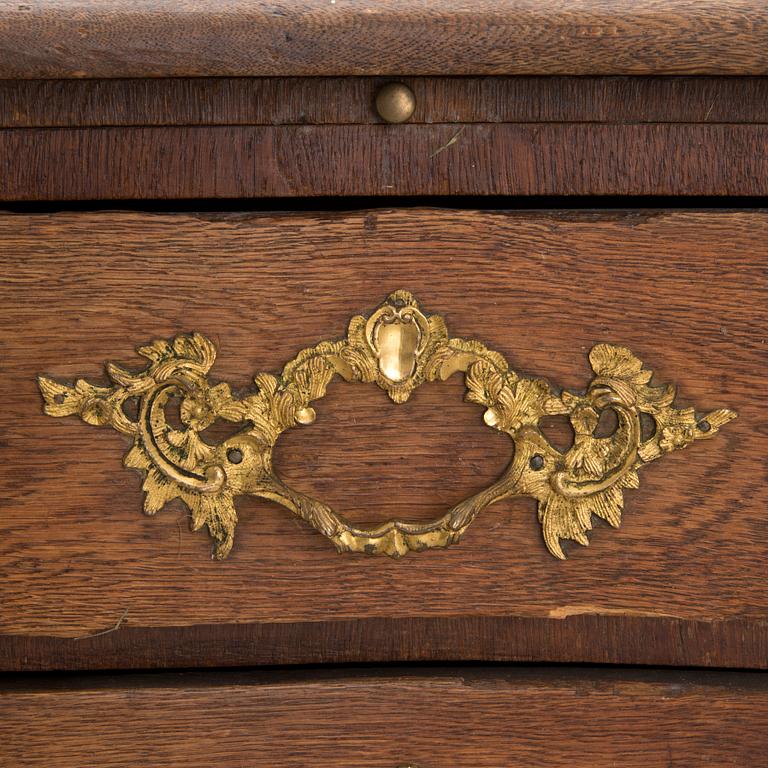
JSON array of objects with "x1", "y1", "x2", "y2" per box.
[
  {"x1": 0, "y1": 208, "x2": 766, "y2": 670},
  {"x1": 3, "y1": 123, "x2": 768, "y2": 200},
  {"x1": 1, "y1": 1, "x2": 768, "y2": 78},
  {"x1": 2, "y1": 668, "x2": 768, "y2": 767},
  {"x1": 4, "y1": 76, "x2": 768, "y2": 127}
]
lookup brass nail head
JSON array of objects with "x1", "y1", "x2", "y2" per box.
[
  {"x1": 376, "y1": 83, "x2": 416, "y2": 124},
  {"x1": 296, "y1": 406, "x2": 316, "y2": 425}
]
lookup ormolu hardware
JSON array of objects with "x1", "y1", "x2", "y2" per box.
[
  {"x1": 39, "y1": 291, "x2": 736, "y2": 560},
  {"x1": 375, "y1": 82, "x2": 416, "y2": 124}
]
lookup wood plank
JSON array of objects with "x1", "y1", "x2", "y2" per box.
[
  {"x1": 0, "y1": 208, "x2": 766, "y2": 670},
  {"x1": 4, "y1": 76, "x2": 768, "y2": 128},
  {"x1": 2, "y1": 123, "x2": 768, "y2": 199},
  {"x1": 1, "y1": 1, "x2": 768, "y2": 78},
  {"x1": 2, "y1": 668, "x2": 767, "y2": 767}
]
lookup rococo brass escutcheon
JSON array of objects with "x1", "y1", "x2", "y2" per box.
[{"x1": 38, "y1": 291, "x2": 736, "y2": 560}]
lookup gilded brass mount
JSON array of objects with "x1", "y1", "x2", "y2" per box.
[{"x1": 39, "y1": 291, "x2": 736, "y2": 559}]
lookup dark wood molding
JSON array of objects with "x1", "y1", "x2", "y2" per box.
[
  {"x1": 1, "y1": 1, "x2": 768, "y2": 79},
  {"x1": 4, "y1": 77, "x2": 768, "y2": 128},
  {"x1": 2, "y1": 614, "x2": 767, "y2": 672}
]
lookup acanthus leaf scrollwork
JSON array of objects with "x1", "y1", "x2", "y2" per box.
[{"x1": 39, "y1": 291, "x2": 736, "y2": 560}]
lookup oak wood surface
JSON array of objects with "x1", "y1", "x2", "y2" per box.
[
  {"x1": 1, "y1": 1, "x2": 768, "y2": 78},
  {"x1": 3, "y1": 123, "x2": 768, "y2": 200},
  {"x1": 2, "y1": 667, "x2": 768, "y2": 767},
  {"x1": 4, "y1": 76, "x2": 768, "y2": 128},
  {"x1": 0, "y1": 208, "x2": 766, "y2": 670}
]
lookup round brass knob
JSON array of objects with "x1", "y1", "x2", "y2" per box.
[{"x1": 375, "y1": 83, "x2": 416, "y2": 124}]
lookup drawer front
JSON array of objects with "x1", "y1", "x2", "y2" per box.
[
  {"x1": 3, "y1": 77, "x2": 768, "y2": 200},
  {"x1": 0, "y1": 208, "x2": 765, "y2": 670},
  {"x1": 2, "y1": 668, "x2": 767, "y2": 767}
]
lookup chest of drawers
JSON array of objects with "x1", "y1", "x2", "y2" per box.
[{"x1": 1, "y1": 2, "x2": 767, "y2": 766}]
